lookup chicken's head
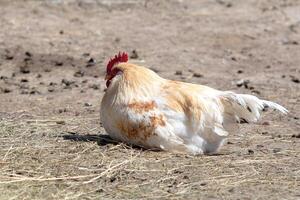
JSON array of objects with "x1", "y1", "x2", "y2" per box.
[{"x1": 105, "y1": 52, "x2": 128, "y2": 88}]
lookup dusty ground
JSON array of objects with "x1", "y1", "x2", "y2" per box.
[{"x1": 0, "y1": 0, "x2": 299, "y2": 199}]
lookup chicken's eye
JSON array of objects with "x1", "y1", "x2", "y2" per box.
[
  {"x1": 111, "y1": 68, "x2": 122, "y2": 77},
  {"x1": 112, "y1": 67, "x2": 120, "y2": 73}
]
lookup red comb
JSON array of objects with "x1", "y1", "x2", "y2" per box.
[{"x1": 106, "y1": 52, "x2": 128, "y2": 73}]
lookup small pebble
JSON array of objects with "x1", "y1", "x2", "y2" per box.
[
  {"x1": 291, "y1": 77, "x2": 299, "y2": 83},
  {"x1": 251, "y1": 90, "x2": 260, "y2": 95},
  {"x1": 239, "y1": 118, "x2": 249, "y2": 124},
  {"x1": 262, "y1": 121, "x2": 270, "y2": 126},
  {"x1": 55, "y1": 61, "x2": 63, "y2": 66},
  {"x1": 20, "y1": 90, "x2": 29, "y2": 95},
  {"x1": 256, "y1": 144, "x2": 264, "y2": 148},
  {"x1": 74, "y1": 70, "x2": 84, "y2": 77},
  {"x1": 225, "y1": 2, "x2": 232, "y2": 7},
  {"x1": 49, "y1": 82, "x2": 57, "y2": 86},
  {"x1": 89, "y1": 84, "x2": 99, "y2": 90},
  {"x1": 193, "y1": 73, "x2": 203, "y2": 78},
  {"x1": 95, "y1": 189, "x2": 104, "y2": 193},
  {"x1": 58, "y1": 108, "x2": 67, "y2": 113},
  {"x1": 20, "y1": 85, "x2": 29, "y2": 89},
  {"x1": 61, "y1": 79, "x2": 74, "y2": 86},
  {"x1": 25, "y1": 51, "x2": 32, "y2": 57},
  {"x1": 24, "y1": 57, "x2": 31, "y2": 62},
  {"x1": 5, "y1": 55, "x2": 14, "y2": 60},
  {"x1": 175, "y1": 71, "x2": 182, "y2": 75},
  {"x1": 273, "y1": 148, "x2": 281, "y2": 153},
  {"x1": 109, "y1": 177, "x2": 116, "y2": 182},
  {"x1": 86, "y1": 58, "x2": 96, "y2": 67},
  {"x1": 291, "y1": 134, "x2": 300, "y2": 138},
  {"x1": 84, "y1": 102, "x2": 92, "y2": 107},
  {"x1": 20, "y1": 66, "x2": 30, "y2": 74},
  {"x1": 130, "y1": 50, "x2": 139, "y2": 59},
  {"x1": 236, "y1": 79, "x2": 250, "y2": 88},
  {"x1": 282, "y1": 39, "x2": 298, "y2": 45},
  {"x1": 63, "y1": 85, "x2": 72, "y2": 89},
  {"x1": 0, "y1": 76, "x2": 8, "y2": 80},
  {"x1": 3, "y1": 88, "x2": 11, "y2": 93},
  {"x1": 56, "y1": 120, "x2": 66, "y2": 125},
  {"x1": 30, "y1": 90, "x2": 40, "y2": 95},
  {"x1": 183, "y1": 175, "x2": 189, "y2": 179},
  {"x1": 248, "y1": 149, "x2": 254, "y2": 154},
  {"x1": 20, "y1": 79, "x2": 28, "y2": 83}
]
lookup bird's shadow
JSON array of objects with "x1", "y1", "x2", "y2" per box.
[
  {"x1": 61, "y1": 132, "x2": 119, "y2": 146},
  {"x1": 60, "y1": 132, "x2": 232, "y2": 156},
  {"x1": 60, "y1": 132, "x2": 149, "y2": 151}
]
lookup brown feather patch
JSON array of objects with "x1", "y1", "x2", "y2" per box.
[
  {"x1": 150, "y1": 115, "x2": 166, "y2": 127},
  {"x1": 163, "y1": 80, "x2": 203, "y2": 122},
  {"x1": 117, "y1": 114, "x2": 166, "y2": 142},
  {"x1": 128, "y1": 101, "x2": 156, "y2": 113}
]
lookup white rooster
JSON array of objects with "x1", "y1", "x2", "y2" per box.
[{"x1": 100, "y1": 52, "x2": 288, "y2": 154}]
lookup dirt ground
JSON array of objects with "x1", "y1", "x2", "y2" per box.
[{"x1": 0, "y1": 0, "x2": 299, "y2": 199}]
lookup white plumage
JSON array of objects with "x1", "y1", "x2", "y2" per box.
[{"x1": 100, "y1": 54, "x2": 288, "y2": 155}]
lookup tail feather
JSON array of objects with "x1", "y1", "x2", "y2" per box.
[
  {"x1": 195, "y1": 91, "x2": 287, "y2": 152},
  {"x1": 220, "y1": 92, "x2": 288, "y2": 124},
  {"x1": 261, "y1": 100, "x2": 288, "y2": 114}
]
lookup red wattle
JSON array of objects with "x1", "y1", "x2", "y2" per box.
[{"x1": 106, "y1": 80, "x2": 111, "y2": 88}]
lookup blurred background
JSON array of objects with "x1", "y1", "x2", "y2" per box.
[{"x1": 0, "y1": 0, "x2": 299, "y2": 199}]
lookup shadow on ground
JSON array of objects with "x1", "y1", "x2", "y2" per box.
[
  {"x1": 61, "y1": 132, "x2": 118, "y2": 146},
  {"x1": 61, "y1": 132, "x2": 233, "y2": 156},
  {"x1": 60, "y1": 132, "x2": 167, "y2": 152}
]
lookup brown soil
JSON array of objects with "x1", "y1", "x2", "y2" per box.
[{"x1": 0, "y1": 0, "x2": 299, "y2": 199}]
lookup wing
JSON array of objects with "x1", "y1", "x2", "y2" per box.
[
  {"x1": 160, "y1": 80, "x2": 287, "y2": 154},
  {"x1": 160, "y1": 80, "x2": 231, "y2": 153}
]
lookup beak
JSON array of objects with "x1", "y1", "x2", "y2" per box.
[{"x1": 105, "y1": 74, "x2": 112, "y2": 80}]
